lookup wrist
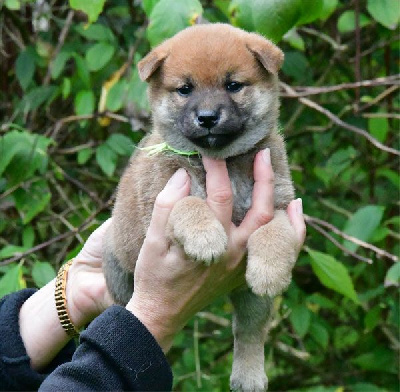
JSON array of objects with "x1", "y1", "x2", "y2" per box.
[
  {"x1": 126, "y1": 295, "x2": 179, "y2": 353},
  {"x1": 65, "y1": 261, "x2": 105, "y2": 329}
]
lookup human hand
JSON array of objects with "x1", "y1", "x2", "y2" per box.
[
  {"x1": 66, "y1": 220, "x2": 114, "y2": 329},
  {"x1": 126, "y1": 149, "x2": 306, "y2": 352}
]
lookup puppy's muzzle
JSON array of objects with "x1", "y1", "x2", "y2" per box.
[{"x1": 195, "y1": 110, "x2": 220, "y2": 129}]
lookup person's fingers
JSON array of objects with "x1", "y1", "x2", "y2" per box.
[
  {"x1": 77, "y1": 218, "x2": 112, "y2": 260},
  {"x1": 202, "y1": 156, "x2": 233, "y2": 232},
  {"x1": 145, "y1": 168, "x2": 191, "y2": 247},
  {"x1": 235, "y1": 149, "x2": 275, "y2": 246},
  {"x1": 287, "y1": 198, "x2": 306, "y2": 250}
]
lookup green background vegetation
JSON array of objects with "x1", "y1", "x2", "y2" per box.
[{"x1": 0, "y1": 0, "x2": 399, "y2": 390}]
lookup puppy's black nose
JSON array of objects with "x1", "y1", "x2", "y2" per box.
[{"x1": 196, "y1": 110, "x2": 220, "y2": 129}]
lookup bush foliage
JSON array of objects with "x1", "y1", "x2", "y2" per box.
[{"x1": 1, "y1": 0, "x2": 399, "y2": 390}]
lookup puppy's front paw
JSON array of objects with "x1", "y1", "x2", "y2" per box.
[
  {"x1": 246, "y1": 251, "x2": 294, "y2": 297},
  {"x1": 246, "y1": 212, "x2": 297, "y2": 297},
  {"x1": 230, "y1": 370, "x2": 268, "y2": 392},
  {"x1": 168, "y1": 196, "x2": 227, "y2": 264},
  {"x1": 182, "y1": 219, "x2": 227, "y2": 264}
]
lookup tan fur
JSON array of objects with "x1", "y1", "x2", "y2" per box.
[{"x1": 103, "y1": 24, "x2": 296, "y2": 392}]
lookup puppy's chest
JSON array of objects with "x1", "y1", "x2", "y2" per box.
[{"x1": 189, "y1": 168, "x2": 253, "y2": 226}]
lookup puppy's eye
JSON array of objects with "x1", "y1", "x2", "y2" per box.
[
  {"x1": 226, "y1": 81, "x2": 244, "y2": 93},
  {"x1": 176, "y1": 84, "x2": 193, "y2": 96}
]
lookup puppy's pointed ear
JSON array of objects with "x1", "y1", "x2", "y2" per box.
[
  {"x1": 246, "y1": 33, "x2": 284, "y2": 75},
  {"x1": 137, "y1": 47, "x2": 168, "y2": 81}
]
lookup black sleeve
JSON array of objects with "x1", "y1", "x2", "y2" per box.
[
  {"x1": 0, "y1": 289, "x2": 76, "y2": 391},
  {"x1": 39, "y1": 305, "x2": 173, "y2": 391}
]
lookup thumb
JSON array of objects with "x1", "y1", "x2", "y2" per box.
[{"x1": 146, "y1": 168, "x2": 191, "y2": 243}]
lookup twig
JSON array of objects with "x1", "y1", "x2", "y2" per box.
[
  {"x1": 43, "y1": 10, "x2": 74, "y2": 86},
  {"x1": 57, "y1": 141, "x2": 96, "y2": 154},
  {"x1": 306, "y1": 219, "x2": 373, "y2": 264},
  {"x1": 359, "y1": 84, "x2": 399, "y2": 112},
  {"x1": 49, "y1": 111, "x2": 130, "y2": 140},
  {"x1": 49, "y1": 211, "x2": 84, "y2": 243},
  {"x1": 354, "y1": 0, "x2": 361, "y2": 111},
  {"x1": 299, "y1": 27, "x2": 347, "y2": 51},
  {"x1": 304, "y1": 214, "x2": 399, "y2": 262},
  {"x1": 0, "y1": 196, "x2": 114, "y2": 266},
  {"x1": 355, "y1": 34, "x2": 400, "y2": 60},
  {"x1": 280, "y1": 75, "x2": 400, "y2": 97},
  {"x1": 193, "y1": 319, "x2": 202, "y2": 388},
  {"x1": 362, "y1": 113, "x2": 400, "y2": 120},
  {"x1": 275, "y1": 341, "x2": 310, "y2": 361},
  {"x1": 281, "y1": 82, "x2": 400, "y2": 157},
  {"x1": 55, "y1": 165, "x2": 103, "y2": 206},
  {"x1": 197, "y1": 311, "x2": 230, "y2": 327}
]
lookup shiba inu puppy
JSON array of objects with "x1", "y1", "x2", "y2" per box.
[{"x1": 103, "y1": 23, "x2": 297, "y2": 391}]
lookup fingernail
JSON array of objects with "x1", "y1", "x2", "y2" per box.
[
  {"x1": 166, "y1": 168, "x2": 188, "y2": 188},
  {"x1": 263, "y1": 148, "x2": 271, "y2": 165},
  {"x1": 296, "y1": 198, "x2": 303, "y2": 214}
]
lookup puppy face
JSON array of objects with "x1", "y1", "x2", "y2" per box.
[{"x1": 138, "y1": 24, "x2": 284, "y2": 158}]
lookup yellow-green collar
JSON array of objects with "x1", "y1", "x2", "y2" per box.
[{"x1": 140, "y1": 142, "x2": 200, "y2": 157}]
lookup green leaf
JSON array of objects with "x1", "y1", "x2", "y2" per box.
[
  {"x1": 86, "y1": 42, "x2": 115, "y2": 72},
  {"x1": 22, "y1": 226, "x2": 35, "y2": 248},
  {"x1": 51, "y1": 51, "x2": 72, "y2": 79},
  {"x1": 376, "y1": 168, "x2": 400, "y2": 190},
  {"x1": 147, "y1": 0, "x2": 203, "y2": 47},
  {"x1": 105, "y1": 80, "x2": 127, "y2": 112},
  {"x1": 342, "y1": 205, "x2": 385, "y2": 252},
  {"x1": 62, "y1": 78, "x2": 71, "y2": 99},
  {"x1": 16, "y1": 49, "x2": 36, "y2": 90},
  {"x1": 308, "y1": 249, "x2": 359, "y2": 303},
  {"x1": 290, "y1": 304, "x2": 311, "y2": 337},
  {"x1": 96, "y1": 144, "x2": 118, "y2": 177},
  {"x1": 0, "y1": 245, "x2": 27, "y2": 260},
  {"x1": 69, "y1": 0, "x2": 106, "y2": 23},
  {"x1": 0, "y1": 130, "x2": 52, "y2": 181},
  {"x1": 106, "y1": 134, "x2": 134, "y2": 156},
  {"x1": 282, "y1": 51, "x2": 309, "y2": 81},
  {"x1": 74, "y1": 90, "x2": 95, "y2": 116},
  {"x1": 229, "y1": 0, "x2": 256, "y2": 31},
  {"x1": 368, "y1": 116, "x2": 389, "y2": 143},
  {"x1": 5, "y1": 0, "x2": 20, "y2": 10},
  {"x1": 32, "y1": 261, "x2": 56, "y2": 288},
  {"x1": 364, "y1": 305, "x2": 381, "y2": 331},
  {"x1": 367, "y1": 0, "x2": 400, "y2": 29},
  {"x1": 0, "y1": 132, "x2": 29, "y2": 177},
  {"x1": 230, "y1": 0, "x2": 323, "y2": 43},
  {"x1": 13, "y1": 180, "x2": 52, "y2": 224},
  {"x1": 142, "y1": 0, "x2": 161, "y2": 16},
  {"x1": 75, "y1": 23, "x2": 116, "y2": 42},
  {"x1": 77, "y1": 148, "x2": 94, "y2": 165},
  {"x1": 0, "y1": 264, "x2": 25, "y2": 298},
  {"x1": 384, "y1": 263, "x2": 400, "y2": 287},
  {"x1": 283, "y1": 28, "x2": 305, "y2": 51},
  {"x1": 337, "y1": 11, "x2": 371, "y2": 33},
  {"x1": 352, "y1": 347, "x2": 396, "y2": 372},
  {"x1": 126, "y1": 68, "x2": 149, "y2": 112},
  {"x1": 309, "y1": 322, "x2": 329, "y2": 349},
  {"x1": 349, "y1": 383, "x2": 387, "y2": 392},
  {"x1": 333, "y1": 325, "x2": 359, "y2": 350},
  {"x1": 307, "y1": 293, "x2": 336, "y2": 309},
  {"x1": 74, "y1": 55, "x2": 91, "y2": 87},
  {"x1": 319, "y1": 0, "x2": 338, "y2": 21},
  {"x1": 20, "y1": 86, "x2": 58, "y2": 112}
]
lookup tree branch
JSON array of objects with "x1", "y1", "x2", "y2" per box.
[
  {"x1": 306, "y1": 219, "x2": 373, "y2": 264},
  {"x1": 281, "y1": 82, "x2": 400, "y2": 157},
  {"x1": 280, "y1": 75, "x2": 400, "y2": 97},
  {"x1": 304, "y1": 214, "x2": 399, "y2": 262},
  {"x1": 43, "y1": 10, "x2": 74, "y2": 86},
  {"x1": 0, "y1": 196, "x2": 114, "y2": 266}
]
